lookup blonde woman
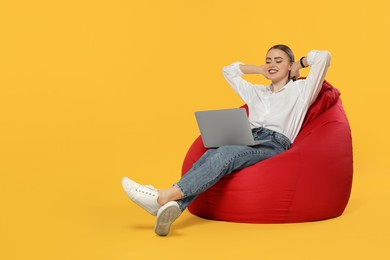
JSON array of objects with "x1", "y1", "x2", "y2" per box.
[{"x1": 122, "y1": 44, "x2": 331, "y2": 236}]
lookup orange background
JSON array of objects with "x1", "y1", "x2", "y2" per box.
[{"x1": 1, "y1": 0, "x2": 389, "y2": 259}]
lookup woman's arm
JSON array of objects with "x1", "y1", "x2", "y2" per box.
[
  {"x1": 222, "y1": 62, "x2": 264, "y2": 103},
  {"x1": 290, "y1": 57, "x2": 308, "y2": 79},
  {"x1": 238, "y1": 64, "x2": 266, "y2": 75},
  {"x1": 293, "y1": 51, "x2": 331, "y2": 105}
]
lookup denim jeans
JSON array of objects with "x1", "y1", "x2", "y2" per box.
[{"x1": 175, "y1": 127, "x2": 291, "y2": 212}]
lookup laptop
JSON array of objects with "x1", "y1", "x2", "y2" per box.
[{"x1": 195, "y1": 108, "x2": 270, "y2": 148}]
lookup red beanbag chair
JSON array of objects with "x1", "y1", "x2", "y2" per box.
[{"x1": 181, "y1": 80, "x2": 353, "y2": 223}]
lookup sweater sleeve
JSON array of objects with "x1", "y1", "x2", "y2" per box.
[
  {"x1": 222, "y1": 62, "x2": 256, "y2": 103},
  {"x1": 300, "y1": 50, "x2": 331, "y2": 106}
]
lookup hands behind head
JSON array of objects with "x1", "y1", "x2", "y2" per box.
[{"x1": 290, "y1": 62, "x2": 301, "y2": 80}]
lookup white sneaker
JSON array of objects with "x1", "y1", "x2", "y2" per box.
[
  {"x1": 154, "y1": 201, "x2": 181, "y2": 236},
  {"x1": 122, "y1": 177, "x2": 161, "y2": 216}
]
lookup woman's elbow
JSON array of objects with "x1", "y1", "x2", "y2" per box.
[
  {"x1": 307, "y1": 50, "x2": 331, "y2": 67},
  {"x1": 320, "y1": 50, "x2": 332, "y2": 67}
]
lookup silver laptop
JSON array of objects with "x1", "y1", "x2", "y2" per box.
[{"x1": 195, "y1": 108, "x2": 270, "y2": 148}]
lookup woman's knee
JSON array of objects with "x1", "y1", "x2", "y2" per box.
[{"x1": 216, "y1": 145, "x2": 248, "y2": 156}]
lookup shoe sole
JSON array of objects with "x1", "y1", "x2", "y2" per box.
[{"x1": 154, "y1": 203, "x2": 181, "y2": 236}]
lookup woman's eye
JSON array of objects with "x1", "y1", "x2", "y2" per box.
[
  {"x1": 276, "y1": 61, "x2": 282, "y2": 63},
  {"x1": 266, "y1": 61, "x2": 271, "y2": 64}
]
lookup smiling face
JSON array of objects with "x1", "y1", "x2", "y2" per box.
[{"x1": 264, "y1": 48, "x2": 293, "y2": 85}]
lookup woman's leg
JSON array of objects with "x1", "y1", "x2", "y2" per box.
[
  {"x1": 122, "y1": 127, "x2": 290, "y2": 235},
  {"x1": 156, "y1": 148, "x2": 219, "y2": 204},
  {"x1": 173, "y1": 144, "x2": 282, "y2": 211}
]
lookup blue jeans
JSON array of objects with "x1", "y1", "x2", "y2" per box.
[{"x1": 175, "y1": 127, "x2": 291, "y2": 212}]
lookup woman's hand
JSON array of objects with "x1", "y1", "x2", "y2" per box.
[{"x1": 290, "y1": 62, "x2": 301, "y2": 80}]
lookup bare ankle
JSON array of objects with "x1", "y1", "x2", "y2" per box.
[
  {"x1": 157, "y1": 192, "x2": 167, "y2": 206},
  {"x1": 157, "y1": 187, "x2": 183, "y2": 206}
]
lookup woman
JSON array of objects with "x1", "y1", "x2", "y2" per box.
[{"x1": 122, "y1": 44, "x2": 331, "y2": 236}]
